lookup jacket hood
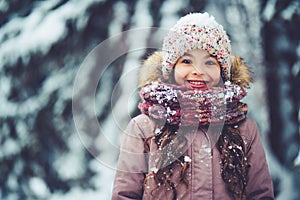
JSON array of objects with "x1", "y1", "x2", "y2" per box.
[{"x1": 138, "y1": 51, "x2": 252, "y2": 89}]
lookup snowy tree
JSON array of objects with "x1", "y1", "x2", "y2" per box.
[{"x1": 0, "y1": 0, "x2": 299, "y2": 199}]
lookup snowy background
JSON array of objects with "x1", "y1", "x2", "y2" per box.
[{"x1": 0, "y1": 0, "x2": 299, "y2": 199}]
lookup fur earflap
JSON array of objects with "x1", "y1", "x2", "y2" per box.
[
  {"x1": 138, "y1": 51, "x2": 252, "y2": 88},
  {"x1": 138, "y1": 51, "x2": 164, "y2": 88},
  {"x1": 230, "y1": 56, "x2": 252, "y2": 88}
]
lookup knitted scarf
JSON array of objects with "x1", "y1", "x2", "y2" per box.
[{"x1": 138, "y1": 82, "x2": 248, "y2": 126}]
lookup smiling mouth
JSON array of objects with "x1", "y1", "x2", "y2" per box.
[{"x1": 187, "y1": 80, "x2": 208, "y2": 90}]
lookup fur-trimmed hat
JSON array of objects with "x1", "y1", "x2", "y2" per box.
[{"x1": 162, "y1": 12, "x2": 231, "y2": 81}]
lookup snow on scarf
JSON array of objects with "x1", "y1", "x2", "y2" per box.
[{"x1": 138, "y1": 82, "x2": 248, "y2": 126}]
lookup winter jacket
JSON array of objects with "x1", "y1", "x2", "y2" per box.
[
  {"x1": 112, "y1": 114, "x2": 274, "y2": 199},
  {"x1": 112, "y1": 51, "x2": 274, "y2": 199}
]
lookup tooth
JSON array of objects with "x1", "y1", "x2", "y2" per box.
[{"x1": 190, "y1": 81, "x2": 203, "y2": 85}]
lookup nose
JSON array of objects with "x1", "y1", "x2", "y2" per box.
[{"x1": 191, "y1": 65, "x2": 205, "y2": 76}]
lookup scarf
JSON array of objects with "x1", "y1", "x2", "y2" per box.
[{"x1": 138, "y1": 82, "x2": 248, "y2": 126}]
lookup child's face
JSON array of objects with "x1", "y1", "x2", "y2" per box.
[{"x1": 173, "y1": 49, "x2": 221, "y2": 90}]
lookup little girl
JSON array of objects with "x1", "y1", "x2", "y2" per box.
[{"x1": 112, "y1": 12, "x2": 274, "y2": 200}]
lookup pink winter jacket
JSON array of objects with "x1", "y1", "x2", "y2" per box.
[{"x1": 112, "y1": 114, "x2": 274, "y2": 199}]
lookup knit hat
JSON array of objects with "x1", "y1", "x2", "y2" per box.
[{"x1": 162, "y1": 12, "x2": 231, "y2": 81}]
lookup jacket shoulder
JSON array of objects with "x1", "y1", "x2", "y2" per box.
[
  {"x1": 238, "y1": 118, "x2": 261, "y2": 148},
  {"x1": 240, "y1": 117, "x2": 257, "y2": 129},
  {"x1": 129, "y1": 114, "x2": 157, "y2": 138}
]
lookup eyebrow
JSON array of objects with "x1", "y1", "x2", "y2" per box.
[
  {"x1": 182, "y1": 52, "x2": 194, "y2": 58},
  {"x1": 182, "y1": 52, "x2": 212, "y2": 59}
]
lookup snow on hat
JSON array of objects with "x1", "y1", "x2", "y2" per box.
[{"x1": 162, "y1": 12, "x2": 231, "y2": 81}]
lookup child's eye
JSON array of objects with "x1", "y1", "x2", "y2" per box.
[
  {"x1": 206, "y1": 60, "x2": 217, "y2": 65},
  {"x1": 182, "y1": 59, "x2": 192, "y2": 64}
]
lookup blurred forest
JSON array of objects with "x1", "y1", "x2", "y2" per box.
[{"x1": 0, "y1": 0, "x2": 299, "y2": 199}]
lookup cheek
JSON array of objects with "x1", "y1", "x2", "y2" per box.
[
  {"x1": 214, "y1": 72, "x2": 221, "y2": 81},
  {"x1": 173, "y1": 70, "x2": 182, "y2": 84},
  {"x1": 204, "y1": 66, "x2": 221, "y2": 86},
  {"x1": 211, "y1": 68, "x2": 221, "y2": 85},
  {"x1": 173, "y1": 66, "x2": 186, "y2": 84}
]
